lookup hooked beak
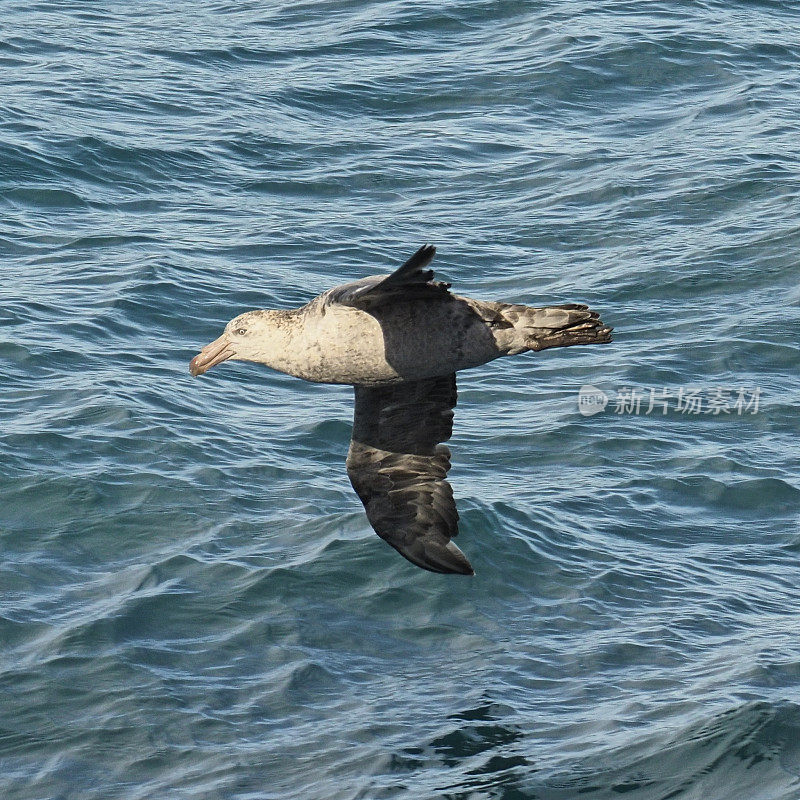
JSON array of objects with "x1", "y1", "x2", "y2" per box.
[{"x1": 189, "y1": 334, "x2": 235, "y2": 377}]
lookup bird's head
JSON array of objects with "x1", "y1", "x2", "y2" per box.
[{"x1": 189, "y1": 310, "x2": 277, "y2": 376}]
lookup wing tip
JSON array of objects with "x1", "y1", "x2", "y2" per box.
[
  {"x1": 400, "y1": 243, "x2": 436, "y2": 275},
  {"x1": 382, "y1": 536, "x2": 475, "y2": 576},
  {"x1": 417, "y1": 540, "x2": 475, "y2": 576},
  {"x1": 444, "y1": 541, "x2": 475, "y2": 576}
]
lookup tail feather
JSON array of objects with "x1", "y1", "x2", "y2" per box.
[
  {"x1": 481, "y1": 301, "x2": 612, "y2": 354},
  {"x1": 522, "y1": 303, "x2": 613, "y2": 352}
]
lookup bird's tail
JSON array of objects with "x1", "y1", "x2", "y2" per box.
[{"x1": 477, "y1": 301, "x2": 613, "y2": 355}]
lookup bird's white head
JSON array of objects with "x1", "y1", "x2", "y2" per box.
[{"x1": 189, "y1": 310, "x2": 284, "y2": 376}]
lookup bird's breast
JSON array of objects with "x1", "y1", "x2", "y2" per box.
[
  {"x1": 283, "y1": 299, "x2": 502, "y2": 385},
  {"x1": 285, "y1": 306, "x2": 397, "y2": 384}
]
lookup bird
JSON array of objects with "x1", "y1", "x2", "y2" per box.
[{"x1": 189, "y1": 245, "x2": 611, "y2": 576}]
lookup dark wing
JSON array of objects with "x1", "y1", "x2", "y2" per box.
[
  {"x1": 346, "y1": 374, "x2": 474, "y2": 575},
  {"x1": 326, "y1": 245, "x2": 452, "y2": 310}
]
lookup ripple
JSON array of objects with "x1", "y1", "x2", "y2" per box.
[{"x1": 3, "y1": 1, "x2": 800, "y2": 798}]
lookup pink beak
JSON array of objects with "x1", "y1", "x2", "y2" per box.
[{"x1": 189, "y1": 334, "x2": 235, "y2": 376}]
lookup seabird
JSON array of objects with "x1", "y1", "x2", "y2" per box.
[{"x1": 189, "y1": 245, "x2": 611, "y2": 575}]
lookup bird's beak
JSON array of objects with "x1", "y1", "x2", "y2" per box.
[{"x1": 189, "y1": 334, "x2": 235, "y2": 376}]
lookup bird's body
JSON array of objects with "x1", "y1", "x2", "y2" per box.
[
  {"x1": 190, "y1": 246, "x2": 612, "y2": 575},
  {"x1": 233, "y1": 295, "x2": 521, "y2": 385}
]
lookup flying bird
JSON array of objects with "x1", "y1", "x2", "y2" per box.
[{"x1": 190, "y1": 245, "x2": 611, "y2": 575}]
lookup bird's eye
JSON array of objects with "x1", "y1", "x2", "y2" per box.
[{"x1": 236, "y1": 328, "x2": 247, "y2": 336}]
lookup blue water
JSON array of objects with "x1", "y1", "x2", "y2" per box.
[{"x1": 3, "y1": 2, "x2": 800, "y2": 798}]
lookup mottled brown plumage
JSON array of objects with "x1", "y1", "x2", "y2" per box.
[{"x1": 190, "y1": 245, "x2": 612, "y2": 575}]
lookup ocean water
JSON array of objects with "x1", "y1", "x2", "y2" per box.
[{"x1": 2, "y1": 1, "x2": 800, "y2": 798}]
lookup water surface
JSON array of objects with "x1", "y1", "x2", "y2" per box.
[{"x1": 2, "y1": 2, "x2": 800, "y2": 798}]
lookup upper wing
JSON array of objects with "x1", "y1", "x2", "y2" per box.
[
  {"x1": 326, "y1": 245, "x2": 452, "y2": 310},
  {"x1": 346, "y1": 374, "x2": 474, "y2": 575}
]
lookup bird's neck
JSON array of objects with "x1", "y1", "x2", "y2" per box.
[{"x1": 248, "y1": 309, "x2": 306, "y2": 377}]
